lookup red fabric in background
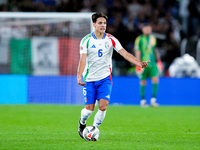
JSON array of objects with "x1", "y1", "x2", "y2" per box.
[{"x1": 59, "y1": 38, "x2": 81, "y2": 75}]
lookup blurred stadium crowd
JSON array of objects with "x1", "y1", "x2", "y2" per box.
[{"x1": 0, "y1": 0, "x2": 200, "y2": 76}]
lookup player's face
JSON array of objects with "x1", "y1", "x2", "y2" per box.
[
  {"x1": 142, "y1": 26, "x2": 152, "y2": 36},
  {"x1": 93, "y1": 17, "x2": 107, "y2": 33}
]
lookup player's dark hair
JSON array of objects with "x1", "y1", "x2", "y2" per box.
[
  {"x1": 142, "y1": 23, "x2": 151, "y2": 28},
  {"x1": 92, "y1": 12, "x2": 108, "y2": 23}
]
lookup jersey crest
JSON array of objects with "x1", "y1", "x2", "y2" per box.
[{"x1": 105, "y1": 41, "x2": 109, "y2": 49}]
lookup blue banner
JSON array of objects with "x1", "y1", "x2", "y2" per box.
[
  {"x1": 0, "y1": 75, "x2": 27, "y2": 104},
  {"x1": 28, "y1": 76, "x2": 83, "y2": 104},
  {"x1": 111, "y1": 77, "x2": 200, "y2": 105},
  {"x1": 0, "y1": 75, "x2": 199, "y2": 105}
]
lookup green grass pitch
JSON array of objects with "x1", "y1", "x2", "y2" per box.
[{"x1": 0, "y1": 105, "x2": 200, "y2": 150}]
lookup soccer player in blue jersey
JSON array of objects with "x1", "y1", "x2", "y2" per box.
[{"x1": 77, "y1": 12, "x2": 150, "y2": 139}]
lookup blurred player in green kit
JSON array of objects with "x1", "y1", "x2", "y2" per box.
[{"x1": 134, "y1": 24, "x2": 163, "y2": 107}]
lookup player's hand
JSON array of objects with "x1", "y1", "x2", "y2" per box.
[
  {"x1": 157, "y1": 60, "x2": 163, "y2": 72},
  {"x1": 140, "y1": 60, "x2": 150, "y2": 68},
  {"x1": 77, "y1": 76, "x2": 86, "y2": 86}
]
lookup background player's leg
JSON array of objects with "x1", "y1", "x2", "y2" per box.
[
  {"x1": 93, "y1": 99, "x2": 109, "y2": 128},
  {"x1": 151, "y1": 77, "x2": 159, "y2": 107},
  {"x1": 140, "y1": 80, "x2": 146, "y2": 100},
  {"x1": 140, "y1": 80, "x2": 148, "y2": 107}
]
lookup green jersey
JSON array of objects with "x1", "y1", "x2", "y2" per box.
[{"x1": 134, "y1": 34, "x2": 157, "y2": 66}]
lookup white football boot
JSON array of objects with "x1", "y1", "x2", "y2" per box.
[
  {"x1": 140, "y1": 99, "x2": 148, "y2": 108},
  {"x1": 150, "y1": 98, "x2": 159, "y2": 107}
]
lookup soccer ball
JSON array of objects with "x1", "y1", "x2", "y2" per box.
[{"x1": 82, "y1": 125, "x2": 100, "y2": 141}]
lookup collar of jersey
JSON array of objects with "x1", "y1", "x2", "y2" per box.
[
  {"x1": 142, "y1": 34, "x2": 150, "y2": 38},
  {"x1": 92, "y1": 32, "x2": 106, "y2": 40}
]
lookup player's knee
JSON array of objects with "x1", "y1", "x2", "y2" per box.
[
  {"x1": 98, "y1": 105, "x2": 107, "y2": 111},
  {"x1": 152, "y1": 77, "x2": 159, "y2": 83},
  {"x1": 140, "y1": 80, "x2": 146, "y2": 85},
  {"x1": 85, "y1": 105, "x2": 95, "y2": 111}
]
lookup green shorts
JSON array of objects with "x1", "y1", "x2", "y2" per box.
[{"x1": 138, "y1": 65, "x2": 159, "y2": 80}]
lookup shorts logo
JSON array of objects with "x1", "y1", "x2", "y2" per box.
[
  {"x1": 80, "y1": 46, "x2": 83, "y2": 50},
  {"x1": 105, "y1": 95, "x2": 110, "y2": 99},
  {"x1": 84, "y1": 97, "x2": 87, "y2": 102}
]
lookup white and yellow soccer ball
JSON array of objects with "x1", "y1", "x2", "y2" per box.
[{"x1": 83, "y1": 125, "x2": 100, "y2": 141}]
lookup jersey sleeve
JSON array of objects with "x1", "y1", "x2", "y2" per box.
[
  {"x1": 79, "y1": 34, "x2": 91, "y2": 54},
  {"x1": 134, "y1": 36, "x2": 141, "y2": 51},
  {"x1": 106, "y1": 33, "x2": 123, "y2": 52},
  {"x1": 150, "y1": 35, "x2": 157, "y2": 47}
]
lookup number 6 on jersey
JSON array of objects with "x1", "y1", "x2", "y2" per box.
[{"x1": 98, "y1": 49, "x2": 103, "y2": 57}]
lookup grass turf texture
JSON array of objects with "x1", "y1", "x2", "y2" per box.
[{"x1": 0, "y1": 105, "x2": 200, "y2": 150}]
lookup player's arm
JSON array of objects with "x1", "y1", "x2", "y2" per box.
[
  {"x1": 154, "y1": 48, "x2": 161, "y2": 62},
  {"x1": 135, "y1": 50, "x2": 141, "y2": 62},
  {"x1": 134, "y1": 36, "x2": 141, "y2": 62},
  {"x1": 154, "y1": 48, "x2": 163, "y2": 72},
  {"x1": 118, "y1": 48, "x2": 149, "y2": 68},
  {"x1": 132, "y1": 36, "x2": 146, "y2": 72},
  {"x1": 77, "y1": 53, "x2": 87, "y2": 86},
  {"x1": 134, "y1": 49, "x2": 144, "y2": 73}
]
